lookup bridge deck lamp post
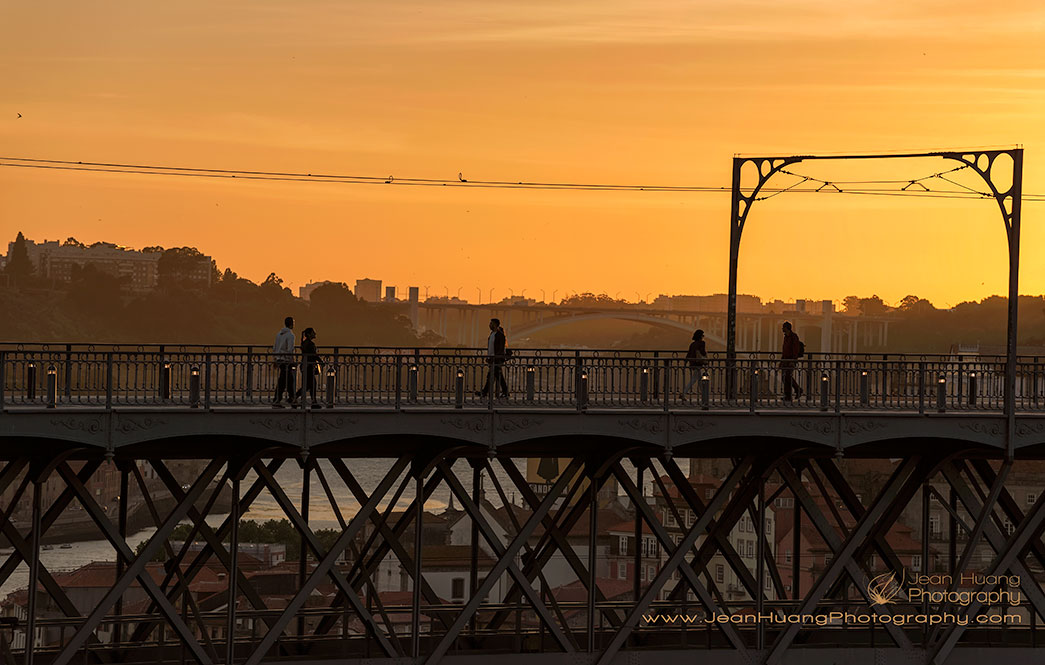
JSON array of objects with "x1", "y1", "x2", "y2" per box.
[
  {"x1": 700, "y1": 371, "x2": 710, "y2": 410},
  {"x1": 577, "y1": 369, "x2": 588, "y2": 411},
  {"x1": 189, "y1": 366, "x2": 201, "y2": 408},
  {"x1": 968, "y1": 372, "x2": 978, "y2": 408},
  {"x1": 749, "y1": 367, "x2": 759, "y2": 412},
  {"x1": 455, "y1": 369, "x2": 465, "y2": 408},
  {"x1": 820, "y1": 373, "x2": 830, "y2": 411},
  {"x1": 640, "y1": 367, "x2": 649, "y2": 403},
  {"x1": 725, "y1": 148, "x2": 1022, "y2": 455},
  {"x1": 408, "y1": 364, "x2": 419, "y2": 402},
  {"x1": 325, "y1": 366, "x2": 336, "y2": 408},
  {"x1": 860, "y1": 370, "x2": 870, "y2": 406},
  {"x1": 160, "y1": 362, "x2": 172, "y2": 401},
  {"x1": 525, "y1": 366, "x2": 535, "y2": 402},
  {"x1": 26, "y1": 361, "x2": 36, "y2": 401},
  {"x1": 937, "y1": 375, "x2": 947, "y2": 413},
  {"x1": 46, "y1": 365, "x2": 57, "y2": 409}
]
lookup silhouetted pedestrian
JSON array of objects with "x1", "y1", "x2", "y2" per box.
[
  {"x1": 298, "y1": 327, "x2": 323, "y2": 408},
  {"x1": 476, "y1": 318, "x2": 509, "y2": 399},
  {"x1": 680, "y1": 329, "x2": 708, "y2": 399},
  {"x1": 781, "y1": 321, "x2": 804, "y2": 401},
  {"x1": 272, "y1": 316, "x2": 297, "y2": 408}
]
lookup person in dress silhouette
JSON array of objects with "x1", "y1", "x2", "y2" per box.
[{"x1": 298, "y1": 327, "x2": 323, "y2": 408}]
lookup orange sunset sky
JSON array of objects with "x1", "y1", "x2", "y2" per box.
[{"x1": 2, "y1": 1, "x2": 1044, "y2": 306}]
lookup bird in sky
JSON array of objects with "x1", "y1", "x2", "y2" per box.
[{"x1": 16, "y1": 113, "x2": 21, "y2": 118}]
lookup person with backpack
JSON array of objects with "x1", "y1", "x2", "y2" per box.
[
  {"x1": 781, "y1": 321, "x2": 804, "y2": 401},
  {"x1": 680, "y1": 329, "x2": 708, "y2": 399},
  {"x1": 476, "y1": 317, "x2": 509, "y2": 399}
]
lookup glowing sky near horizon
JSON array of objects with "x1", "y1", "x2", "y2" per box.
[{"x1": 2, "y1": 0, "x2": 1044, "y2": 306}]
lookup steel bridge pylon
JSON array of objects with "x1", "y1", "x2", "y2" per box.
[{"x1": 724, "y1": 148, "x2": 1024, "y2": 459}]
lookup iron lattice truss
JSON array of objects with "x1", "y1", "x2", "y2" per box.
[{"x1": 2, "y1": 447, "x2": 1045, "y2": 665}]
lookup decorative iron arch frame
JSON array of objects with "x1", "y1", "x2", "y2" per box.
[{"x1": 725, "y1": 148, "x2": 1024, "y2": 454}]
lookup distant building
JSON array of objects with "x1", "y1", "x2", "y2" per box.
[
  {"x1": 424, "y1": 296, "x2": 468, "y2": 305},
  {"x1": 652, "y1": 293, "x2": 763, "y2": 313},
  {"x1": 5, "y1": 238, "x2": 213, "y2": 293},
  {"x1": 298, "y1": 280, "x2": 335, "y2": 301},
  {"x1": 384, "y1": 286, "x2": 397, "y2": 302},
  {"x1": 497, "y1": 296, "x2": 536, "y2": 307},
  {"x1": 354, "y1": 278, "x2": 382, "y2": 302},
  {"x1": 765, "y1": 299, "x2": 835, "y2": 315},
  {"x1": 10, "y1": 239, "x2": 160, "y2": 292}
]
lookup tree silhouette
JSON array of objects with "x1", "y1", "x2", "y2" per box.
[{"x1": 4, "y1": 231, "x2": 34, "y2": 284}]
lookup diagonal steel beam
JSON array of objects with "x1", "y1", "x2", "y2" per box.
[
  {"x1": 776, "y1": 462, "x2": 912, "y2": 650},
  {"x1": 0, "y1": 459, "x2": 27, "y2": 503},
  {"x1": 0, "y1": 460, "x2": 101, "y2": 588},
  {"x1": 969, "y1": 458, "x2": 1045, "y2": 574},
  {"x1": 946, "y1": 461, "x2": 1011, "y2": 597},
  {"x1": 666, "y1": 455, "x2": 782, "y2": 604},
  {"x1": 482, "y1": 459, "x2": 602, "y2": 632},
  {"x1": 423, "y1": 458, "x2": 584, "y2": 665},
  {"x1": 51, "y1": 458, "x2": 223, "y2": 665},
  {"x1": 610, "y1": 458, "x2": 751, "y2": 655},
  {"x1": 326, "y1": 457, "x2": 453, "y2": 632},
  {"x1": 146, "y1": 459, "x2": 277, "y2": 630},
  {"x1": 595, "y1": 457, "x2": 757, "y2": 665},
  {"x1": 0, "y1": 477, "x2": 89, "y2": 621},
  {"x1": 128, "y1": 458, "x2": 261, "y2": 644},
  {"x1": 312, "y1": 461, "x2": 405, "y2": 653},
  {"x1": 657, "y1": 457, "x2": 766, "y2": 601},
  {"x1": 930, "y1": 489, "x2": 1045, "y2": 664},
  {"x1": 937, "y1": 463, "x2": 1045, "y2": 624},
  {"x1": 242, "y1": 457, "x2": 410, "y2": 665},
  {"x1": 312, "y1": 468, "x2": 436, "y2": 639},
  {"x1": 482, "y1": 459, "x2": 582, "y2": 644},
  {"x1": 497, "y1": 457, "x2": 622, "y2": 630},
  {"x1": 816, "y1": 458, "x2": 919, "y2": 592},
  {"x1": 764, "y1": 456, "x2": 925, "y2": 665},
  {"x1": 436, "y1": 460, "x2": 575, "y2": 653},
  {"x1": 927, "y1": 485, "x2": 973, "y2": 534},
  {"x1": 128, "y1": 460, "x2": 225, "y2": 663}
]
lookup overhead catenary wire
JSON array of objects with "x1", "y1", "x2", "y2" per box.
[{"x1": 1, "y1": 155, "x2": 1043, "y2": 201}]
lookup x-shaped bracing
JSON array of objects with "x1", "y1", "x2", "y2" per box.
[{"x1": 51, "y1": 458, "x2": 224, "y2": 665}]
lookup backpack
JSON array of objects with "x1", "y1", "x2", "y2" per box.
[{"x1": 797, "y1": 340, "x2": 805, "y2": 358}]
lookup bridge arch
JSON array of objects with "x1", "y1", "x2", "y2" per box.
[{"x1": 512, "y1": 312, "x2": 725, "y2": 346}]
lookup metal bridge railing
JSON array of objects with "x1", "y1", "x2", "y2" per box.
[{"x1": 0, "y1": 349, "x2": 1039, "y2": 413}]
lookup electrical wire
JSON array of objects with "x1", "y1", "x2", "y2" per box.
[{"x1": 2, "y1": 155, "x2": 1043, "y2": 201}]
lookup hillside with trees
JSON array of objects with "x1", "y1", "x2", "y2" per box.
[{"x1": 0, "y1": 235, "x2": 426, "y2": 345}]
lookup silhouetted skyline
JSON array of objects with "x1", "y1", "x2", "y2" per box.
[{"x1": 3, "y1": 2, "x2": 1044, "y2": 305}]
